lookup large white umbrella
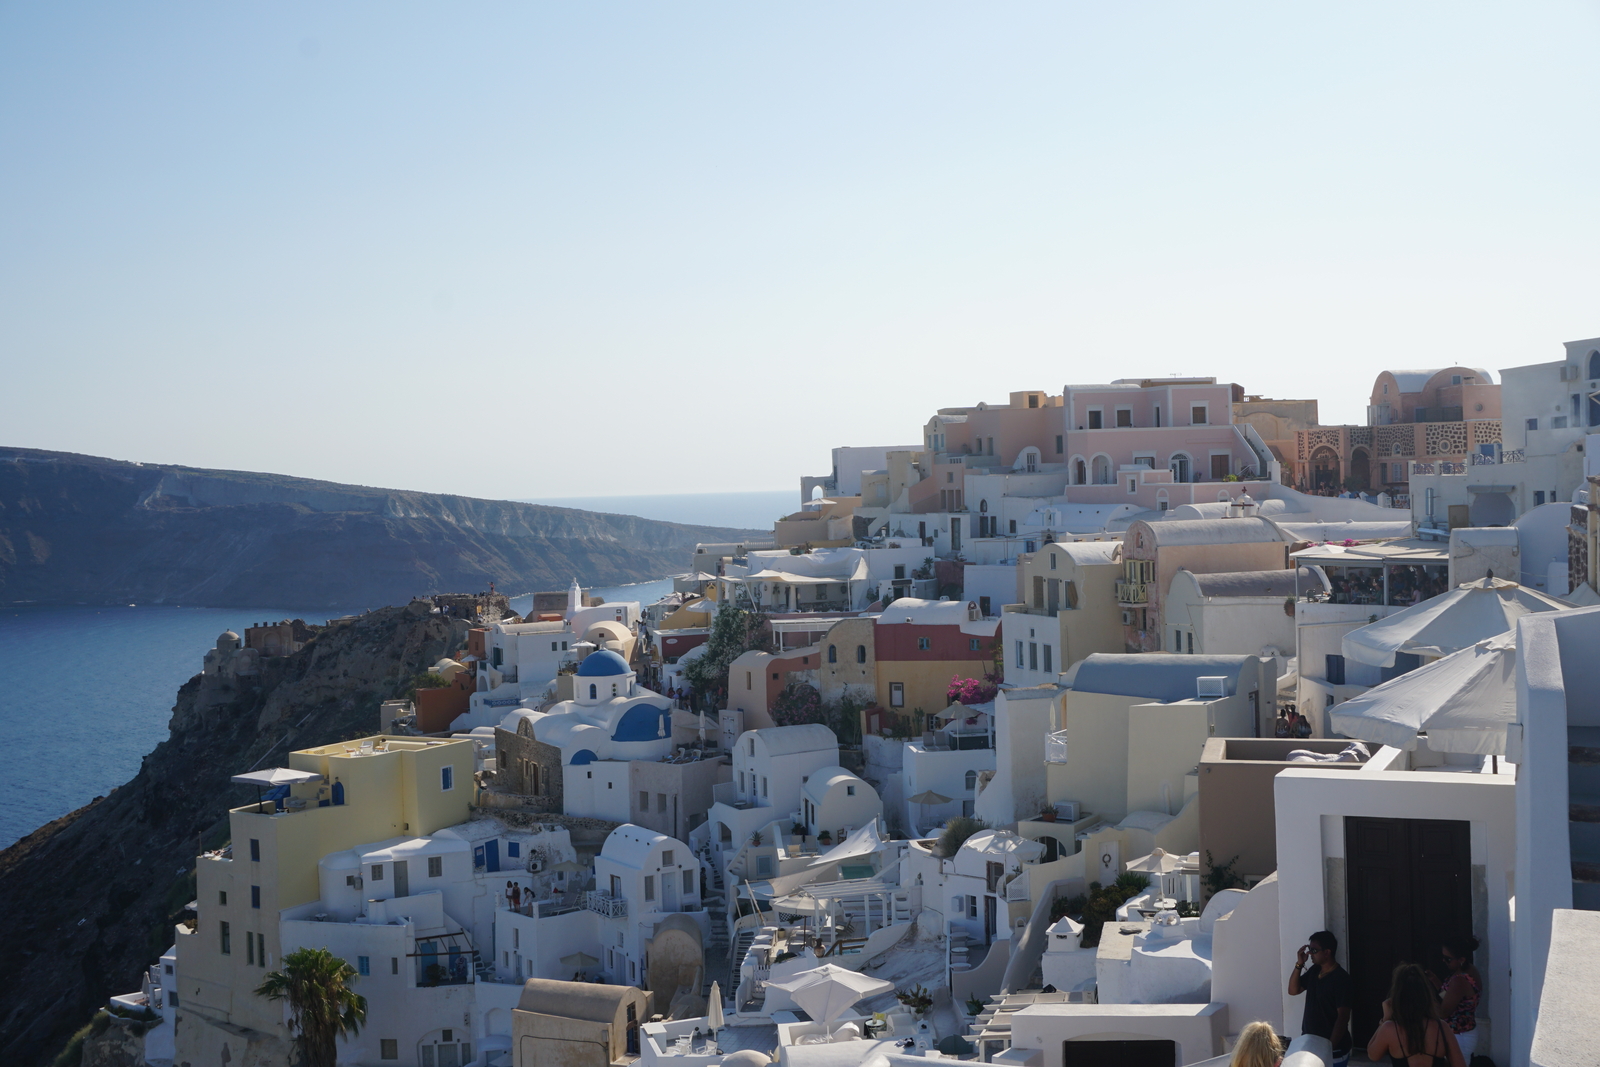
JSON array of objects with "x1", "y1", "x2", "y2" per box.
[
  {"x1": 765, "y1": 963, "x2": 894, "y2": 1023},
  {"x1": 1342, "y1": 577, "x2": 1568, "y2": 668},
  {"x1": 231, "y1": 766, "x2": 323, "y2": 806},
  {"x1": 707, "y1": 980, "x2": 725, "y2": 1034},
  {"x1": 1328, "y1": 632, "x2": 1518, "y2": 754}
]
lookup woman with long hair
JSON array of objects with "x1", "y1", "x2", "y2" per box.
[
  {"x1": 1229, "y1": 1021, "x2": 1283, "y2": 1067},
  {"x1": 1426, "y1": 934, "x2": 1483, "y2": 1060},
  {"x1": 1366, "y1": 963, "x2": 1465, "y2": 1067}
]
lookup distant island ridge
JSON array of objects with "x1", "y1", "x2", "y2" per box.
[{"x1": 0, "y1": 447, "x2": 766, "y2": 609}]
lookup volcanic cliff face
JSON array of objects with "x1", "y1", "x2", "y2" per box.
[
  {"x1": 0, "y1": 601, "x2": 466, "y2": 1067},
  {"x1": 0, "y1": 448, "x2": 761, "y2": 608}
]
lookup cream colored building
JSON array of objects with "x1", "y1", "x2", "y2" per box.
[
  {"x1": 173, "y1": 736, "x2": 477, "y2": 1067},
  {"x1": 1002, "y1": 539, "x2": 1123, "y2": 686}
]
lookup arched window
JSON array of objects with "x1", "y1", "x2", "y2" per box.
[
  {"x1": 1589, "y1": 350, "x2": 1600, "y2": 380},
  {"x1": 1091, "y1": 455, "x2": 1112, "y2": 484},
  {"x1": 856, "y1": 645, "x2": 867, "y2": 664},
  {"x1": 964, "y1": 769, "x2": 977, "y2": 791},
  {"x1": 588, "y1": 683, "x2": 597, "y2": 700},
  {"x1": 828, "y1": 645, "x2": 837, "y2": 663}
]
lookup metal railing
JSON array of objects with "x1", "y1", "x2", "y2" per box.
[
  {"x1": 1045, "y1": 729, "x2": 1069, "y2": 764},
  {"x1": 584, "y1": 891, "x2": 627, "y2": 919}
]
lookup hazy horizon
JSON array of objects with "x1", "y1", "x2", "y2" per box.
[{"x1": 5, "y1": 3, "x2": 1599, "y2": 498}]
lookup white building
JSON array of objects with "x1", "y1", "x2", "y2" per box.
[
  {"x1": 510, "y1": 649, "x2": 674, "y2": 823},
  {"x1": 799, "y1": 766, "x2": 883, "y2": 842},
  {"x1": 703, "y1": 724, "x2": 840, "y2": 854}
]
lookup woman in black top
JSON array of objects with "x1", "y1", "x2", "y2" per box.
[{"x1": 1366, "y1": 963, "x2": 1465, "y2": 1067}]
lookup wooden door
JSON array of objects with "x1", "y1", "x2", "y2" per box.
[
  {"x1": 394, "y1": 859, "x2": 410, "y2": 898},
  {"x1": 1063, "y1": 1039, "x2": 1175, "y2": 1066},
  {"x1": 1345, "y1": 817, "x2": 1470, "y2": 1045}
]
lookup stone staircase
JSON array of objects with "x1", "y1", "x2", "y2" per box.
[{"x1": 1570, "y1": 726, "x2": 1600, "y2": 909}]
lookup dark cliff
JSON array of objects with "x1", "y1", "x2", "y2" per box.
[
  {"x1": 0, "y1": 447, "x2": 761, "y2": 608},
  {"x1": 0, "y1": 601, "x2": 470, "y2": 1067}
]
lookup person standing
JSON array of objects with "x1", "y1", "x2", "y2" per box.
[
  {"x1": 1427, "y1": 934, "x2": 1482, "y2": 1060},
  {"x1": 1288, "y1": 930, "x2": 1353, "y2": 1066},
  {"x1": 1367, "y1": 963, "x2": 1465, "y2": 1067}
]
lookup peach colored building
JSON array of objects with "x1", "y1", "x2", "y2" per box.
[{"x1": 1294, "y1": 367, "x2": 1501, "y2": 499}]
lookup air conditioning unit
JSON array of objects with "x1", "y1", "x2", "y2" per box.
[
  {"x1": 1055, "y1": 801, "x2": 1081, "y2": 822},
  {"x1": 1196, "y1": 676, "x2": 1229, "y2": 698},
  {"x1": 527, "y1": 858, "x2": 543, "y2": 873}
]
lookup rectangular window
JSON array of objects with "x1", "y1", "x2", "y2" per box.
[
  {"x1": 507, "y1": 842, "x2": 520, "y2": 858},
  {"x1": 658, "y1": 792, "x2": 667, "y2": 812},
  {"x1": 381, "y1": 1039, "x2": 399, "y2": 1060},
  {"x1": 250, "y1": 839, "x2": 260, "y2": 862},
  {"x1": 1015, "y1": 640, "x2": 1024, "y2": 668},
  {"x1": 1187, "y1": 631, "x2": 1194, "y2": 654},
  {"x1": 513, "y1": 927, "x2": 519, "y2": 949},
  {"x1": 1191, "y1": 405, "x2": 1207, "y2": 424},
  {"x1": 1049, "y1": 552, "x2": 1057, "y2": 570},
  {"x1": 440, "y1": 765, "x2": 454, "y2": 791},
  {"x1": 662, "y1": 850, "x2": 674, "y2": 867},
  {"x1": 1087, "y1": 409, "x2": 1103, "y2": 429},
  {"x1": 1043, "y1": 645, "x2": 1052, "y2": 673},
  {"x1": 1029, "y1": 643, "x2": 1038, "y2": 670},
  {"x1": 969, "y1": 638, "x2": 981, "y2": 651},
  {"x1": 257, "y1": 933, "x2": 266, "y2": 966},
  {"x1": 552, "y1": 641, "x2": 558, "y2": 651},
  {"x1": 1116, "y1": 408, "x2": 1132, "y2": 427},
  {"x1": 1553, "y1": 416, "x2": 1569, "y2": 429},
  {"x1": 683, "y1": 869, "x2": 695, "y2": 894},
  {"x1": 644, "y1": 875, "x2": 655, "y2": 902},
  {"x1": 247, "y1": 929, "x2": 255, "y2": 965},
  {"x1": 371, "y1": 863, "x2": 386, "y2": 881},
  {"x1": 391, "y1": 957, "x2": 399, "y2": 975},
  {"x1": 1009, "y1": 519, "x2": 1017, "y2": 534},
  {"x1": 1527, "y1": 417, "x2": 1539, "y2": 431},
  {"x1": 894, "y1": 564, "x2": 906, "y2": 579},
  {"x1": 251, "y1": 885, "x2": 260, "y2": 909},
  {"x1": 219, "y1": 891, "x2": 227, "y2": 906},
  {"x1": 1535, "y1": 490, "x2": 1546, "y2": 505},
  {"x1": 1055, "y1": 434, "x2": 1064, "y2": 454},
  {"x1": 745, "y1": 671, "x2": 752, "y2": 689},
  {"x1": 220, "y1": 921, "x2": 231, "y2": 955},
  {"x1": 739, "y1": 772, "x2": 746, "y2": 792},
  {"x1": 889, "y1": 682, "x2": 905, "y2": 707},
  {"x1": 428, "y1": 856, "x2": 442, "y2": 878},
  {"x1": 640, "y1": 790, "x2": 650, "y2": 810},
  {"x1": 918, "y1": 636, "x2": 931, "y2": 650},
  {"x1": 358, "y1": 956, "x2": 371, "y2": 976},
  {"x1": 761, "y1": 778, "x2": 769, "y2": 797}
]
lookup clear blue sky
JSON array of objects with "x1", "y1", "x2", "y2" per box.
[{"x1": 4, "y1": 3, "x2": 1599, "y2": 498}]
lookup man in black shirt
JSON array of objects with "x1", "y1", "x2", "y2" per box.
[{"x1": 1287, "y1": 929, "x2": 1352, "y2": 1064}]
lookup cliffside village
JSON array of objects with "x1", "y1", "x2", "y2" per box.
[{"x1": 112, "y1": 344, "x2": 1600, "y2": 1067}]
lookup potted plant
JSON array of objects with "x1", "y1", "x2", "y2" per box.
[
  {"x1": 1038, "y1": 807, "x2": 1057, "y2": 823},
  {"x1": 896, "y1": 984, "x2": 934, "y2": 1017},
  {"x1": 817, "y1": 829, "x2": 833, "y2": 846},
  {"x1": 750, "y1": 830, "x2": 763, "y2": 847}
]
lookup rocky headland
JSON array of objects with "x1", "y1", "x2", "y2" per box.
[
  {"x1": 0, "y1": 448, "x2": 762, "y2": 608},
  {"x1": 0, "y1": 600, "x2": 475, "y2": 1067}
]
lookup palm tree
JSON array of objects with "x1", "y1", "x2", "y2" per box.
[{"x1": 255, "y1": 946, "x2": 368, "y2": 1067}]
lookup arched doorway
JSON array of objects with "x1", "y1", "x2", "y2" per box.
[
  {"x1": 1168, "y1": 453, "x2": 1190, "y2": 483},
  {"x1": 1074, "y1": 458, "x2": 1086, "y2": 485},
  {"x1": 1349, "y1": 448, "x2": 1371, "y2": 493},
  {"x1": 1310, "y1": 447, "x2": 1340, "y2": 492},
  {"x1": 1092, "y1": 455, "x2": 1112, "y2": 484}
]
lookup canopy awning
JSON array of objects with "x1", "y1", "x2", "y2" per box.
[
  {"x1": 231, "y1": 767, "x2": 324, "y2": 788},
  {"x1": 1342, "y1": 577, "x2": 1570, "y2": 668},
  {"x1": 808, "y1": 821, "x2": 891, "y2": 868},
  {"x1": 1328, "y1": 632, "x2": 1518, "y2": 754}
]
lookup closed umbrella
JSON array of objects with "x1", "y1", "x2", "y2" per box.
[
  {"x1": 707, "y1": 980, "x2": 725, "y2": 1036},
  {"x1": 1328, "y1": 632, "x2": 1518, "y2": 754},
  {"x1": 766, "y1": 963, "x2": 894, "y2": 1023},
  {"x1": 1342, "y1": 577, "x2": 1568, "y2": 668}
]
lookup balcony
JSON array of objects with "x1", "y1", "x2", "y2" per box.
[
  {"x1": 1115, "y1": 581, "x2": 1148, "y2": 605},
  {"x1": 585, "y1": 891, "x2": 627, "y2": 919}
]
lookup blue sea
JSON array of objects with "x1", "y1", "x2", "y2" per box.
[{"x1": 0, "y1": 578, "x2": 682, "y2": 850}]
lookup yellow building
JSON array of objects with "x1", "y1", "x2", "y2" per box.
[{"x1": 173, "y1": 736, "x2": 476, "y2": 1066}]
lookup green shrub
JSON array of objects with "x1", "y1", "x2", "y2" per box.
[
  {"x1": 936, "y1": 816, "x2": 988, "y2": 858},
  {"x1": 52, "y1": 1011, "x2": 108, "y2": 1067}
]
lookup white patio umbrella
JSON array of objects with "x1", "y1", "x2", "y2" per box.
[
  {"x1": 765, "y1": 963, "x2": 894, "y2": 1023},
  {"x1": 1342, "y1": 577, "x2": 1568, "y2": 668},
  {"x1": 231, "y1": 766, "x2": 323, "y2": 806},
  {"x1": 707, "y1": 980, "x2": 725, "y2": 1036},
  {"x1": 1328, "y1": 632, "x2": 1518, "y2": 754}
]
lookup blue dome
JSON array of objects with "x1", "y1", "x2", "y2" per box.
[{"x1": 576, "y1": 649, "x2": 631, "y2": 677}]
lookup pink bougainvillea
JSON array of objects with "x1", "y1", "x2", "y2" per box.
[{"x1": 947, "y1": 672, "x2": 1000, "y2": 706}]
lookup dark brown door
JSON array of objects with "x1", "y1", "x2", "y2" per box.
[
  {"x1": 1063, "y1": 1039, "x2": 1175, "y2": 1067},
  {"x1": 1345, "y1": 817, "x2": 1471, "y2": 1045},
  {"x1": 1211, "y1": 454, "x2": 1231, "y2": 480}
]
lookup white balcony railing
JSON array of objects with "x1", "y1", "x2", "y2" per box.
[{"x1": 584, "y1": 891, "x2": 627, "y2": 919}]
